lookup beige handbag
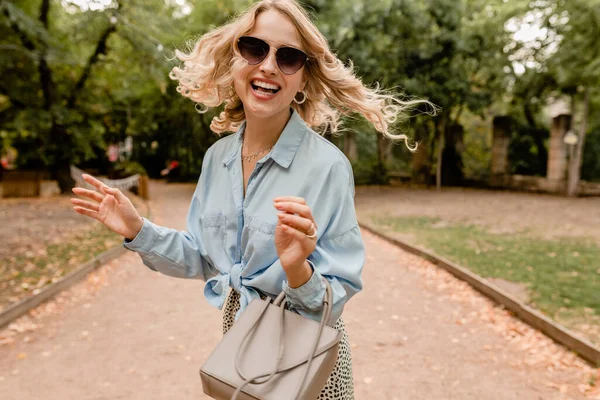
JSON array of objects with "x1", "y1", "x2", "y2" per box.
[{"x1": 200, "y1": 279, "x2": 342, "y2": 400}]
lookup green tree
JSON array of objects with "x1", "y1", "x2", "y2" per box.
[
  {"x1": 505, "y1": 0, "x2": 600, "y2": 192},
  {"x1": 316, "y1": 0, "x2": 509, "y2": 187},
  {"x1": 547, "y1": 0, "x2": 600, "y2": 195},
  {"x1": 0, "y1": 0, "x2": 243, "y2": 192}
]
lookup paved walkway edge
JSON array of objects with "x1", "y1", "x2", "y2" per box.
[
  {"x1": 0, "y1": 245, "x2": 127, "y2": 329},
  {"x1": 0, "y1": 193, "x2": 151, "y2": 330},
  {"x1": 359, "y1": 221, "x2": 600, "y2": 366}
]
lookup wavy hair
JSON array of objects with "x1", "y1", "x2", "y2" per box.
[{"x1": 169, "y1": 0, "x2": 436, "y2": 150}]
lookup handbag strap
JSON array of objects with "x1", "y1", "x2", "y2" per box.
[
  {"x1": 233, "y1": 295, "x2": 286, "y2": 384},
  {"x1": 232, "y1": 279, "x2": 335, "y2": 400},
  {"x1": 288, "y1": 278, "x2": 334, "y2": 398}
]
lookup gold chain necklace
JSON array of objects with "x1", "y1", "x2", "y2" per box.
[{"x1": 241, "y1": 144, "x2": 273, "y2": 163}]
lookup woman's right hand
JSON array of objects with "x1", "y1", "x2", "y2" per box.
[{"x1": 70, "y1": 174, "x2": 144, "y2": 241}]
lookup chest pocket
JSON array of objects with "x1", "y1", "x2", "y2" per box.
[
  {"x1": 199, "y1": 214, "x2": 228, "y2": 265},
  {"x1": 242, "y1": 216, "x2": 278, "y2": 268}
]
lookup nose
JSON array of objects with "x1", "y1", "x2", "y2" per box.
[{"x1": 259, "y1": 48, "x2": 278, "y2": 75}]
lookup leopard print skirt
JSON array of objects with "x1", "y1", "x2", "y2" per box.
[{"x1": 222, "y1": 290, "x2": 355, "y2": 400}]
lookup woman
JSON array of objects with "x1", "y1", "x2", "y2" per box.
[{"x1": 71, "y1": 0, "x2": 428, "y2": 398}]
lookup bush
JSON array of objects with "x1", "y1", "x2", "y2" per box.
[
  {"x1": 351, "y1": 159, "x2": 390, "y2": 185},
  {"x1": 110, "y1": 161, "x2": 147, "y2": 179}
]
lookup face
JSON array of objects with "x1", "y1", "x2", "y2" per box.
[{"x1": 233, "y1": 9, "x2": 307, "y2": 121}]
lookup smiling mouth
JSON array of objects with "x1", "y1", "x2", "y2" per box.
[{"x1": 251, "y1": 81, "x2": 281, "y2": 96}]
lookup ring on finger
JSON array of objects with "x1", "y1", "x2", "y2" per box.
[{"x1": 306, "y1": 223, "x2": 317, "y2": 240}]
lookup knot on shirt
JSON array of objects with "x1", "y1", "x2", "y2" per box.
[{"x1": 204, "y1": 263, "x2": 260, "y2": 320}]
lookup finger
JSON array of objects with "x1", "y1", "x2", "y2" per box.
[
  {"x1": 70, "y1": 198, "x2": 100, "y2": 212},
  {"x1": 277, "y1": 213, "x2": 314, "y2": 233},
  {"x1": 73, "y1": 206, "x2": 100, "y2": 221},
  {"x1": 104, "y1": 187, "x2": 129, "y2": 204},
  {"x1": 279, "y1": 224, "x2": 312, "y2": 243},
  {"x1": 273, "y1": 196, "x2": 307, "y2": 205},
  {"x1": 72, "y1": 187, "x2": 104, "y2": 203},
  {"x1": 82, "y1": 174, "x2": 109, "y2": 193},
  {"x1": 274, "y1": 202, "x2": 313, "y2": 220}
]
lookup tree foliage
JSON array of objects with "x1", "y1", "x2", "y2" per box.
[
  {"x1": 504, "y1": 0, "x2": 600, "y2": 182},
  {"x1": 0, "y1": 0, "x2": 598, "y2": 191}
]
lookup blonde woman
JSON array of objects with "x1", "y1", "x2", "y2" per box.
[{"x1": 71, "y1": 0, "x2": 427, "y2": 398}]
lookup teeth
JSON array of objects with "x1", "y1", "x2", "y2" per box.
[
  {"x1": 255, "y1": 88, "x2": 274, "y2": 96},
  {"x1": 252, "y1": 80, "x2": 280, "y2": 90}
]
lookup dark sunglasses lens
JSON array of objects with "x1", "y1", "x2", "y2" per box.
[
  {"x1": 276, "y1": 47, "x2": 307, "y2": 74},
  {"x1": 238, "y1": 37, "x2": 269, "y2": 65}
]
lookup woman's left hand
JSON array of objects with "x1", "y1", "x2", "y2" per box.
[{"x1": 273, "y1": 196, "x2": 318, "y2": 274}]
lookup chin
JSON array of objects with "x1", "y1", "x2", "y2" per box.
[{"x1": 244, "y1": 99, "x2": 290, "y2": 120}]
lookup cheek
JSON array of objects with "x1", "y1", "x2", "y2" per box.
[
  {"x1": 232, "y1": 66, "x2": 251, "y2": 97},
  {"x1": 284, "y1": 74, "x2": 304, "y2": 96},
  {"x1": 233, "y1": 74, "x2": 244, "y2": 96}
]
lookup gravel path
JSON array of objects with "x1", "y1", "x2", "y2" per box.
[{"x1": 0, "y1": 182, "x2": 596, "y2": 399}]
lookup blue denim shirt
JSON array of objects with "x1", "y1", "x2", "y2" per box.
[{"x1": 124, "y1": 109, "x2": 364, "y2": 323}]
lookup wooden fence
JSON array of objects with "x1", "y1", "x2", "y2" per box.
[{"x1": 2, "y1": 170, "x2": 42, "y2": 198}]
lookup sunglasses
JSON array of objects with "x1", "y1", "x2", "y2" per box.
[{"x1": 237, "y1": 36, "x2": 309, "y2": 75}]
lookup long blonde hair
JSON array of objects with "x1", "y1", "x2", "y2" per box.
[{"x1": 169, "y1": 0, "x2": 434, "y2": 150}]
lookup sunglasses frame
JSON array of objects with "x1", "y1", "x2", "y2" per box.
[{"x1": 236, "y1": 36, "x2": 309, "y2": 75}]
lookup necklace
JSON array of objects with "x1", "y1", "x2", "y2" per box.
[{"x1": 241, "y1": 144, "x2": 273, "y2": 163}]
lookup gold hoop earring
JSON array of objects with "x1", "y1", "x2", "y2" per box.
[{"x1": 293, "y1": 90, "x2": 307, "y2": 105}]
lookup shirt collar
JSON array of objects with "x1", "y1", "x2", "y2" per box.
[
  {"x1": 221, "y1": 109, "x2": 307, "y2": 169},
  {"x1": 222, "y1": 122, "x2": 244, "y2": 167},
  {"x1": 270, "y1": 109, "x2": 307, "y2": 168}
]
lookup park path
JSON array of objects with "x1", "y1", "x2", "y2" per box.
[{"x1": 0, "y1": 181, "x2": 595, "y2": 399}]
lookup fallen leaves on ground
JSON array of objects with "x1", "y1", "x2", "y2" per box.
[
  {"x1": 379, "y1": 235, "x2": 600, "y2": 399},
  {"x1": 0, "y1": 192, "x2": 148, "y2": 310},
  {"x1": 0, "y1": 251, "x2": 140, "y2": 348}
]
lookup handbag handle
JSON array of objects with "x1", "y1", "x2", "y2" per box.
[{"x1": 231, "y1": 279, "x2": 335, "y2": 400}]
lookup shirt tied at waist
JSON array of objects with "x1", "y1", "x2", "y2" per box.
[{"x1": 204, "y1": 262, "x2": 261, "y2": 320}]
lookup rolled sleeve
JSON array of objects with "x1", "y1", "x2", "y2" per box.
[
  {"x1": 120, "y1": 181, "x2": 216, "y2": 281},
  {"x1": 285, "y1": 158, "x2": 364, "y2": 324},
  {"x1": 123, "y1": 217, "x2": 160, "y2": 254},
  {"x1": 280, "y1": 223, "x2": 364, "y2": 325},
  {"x1": 282, "y1": 260, "x2": 325, "y2": 310}
]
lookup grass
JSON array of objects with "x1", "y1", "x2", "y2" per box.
[
  {"x1": 0, "y1": 224, "x2": 122, "y2": 309},
  {"x1": 371, "y1": 215, "x2": 600, "y2": 318}
]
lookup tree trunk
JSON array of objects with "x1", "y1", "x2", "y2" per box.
[
  {"x1": 56, "y1": 161, "x2": 75, "y2": 194},
  {"x1": 377, "y1": 134, "x2": 389, "y2": 163},
  {"x1": 435, "y1": 115, "x2": 447, "y2": 191},
  {"x1": 375, "y1": 134, "x2": 389, "y2": 185},
  {"x1": 411, "y1": 120, "x2": 432, "y2": 184},
  {"x1": 343, "y1": 131, "x2": 358, "y2": 162},
  {"x1": 567, "y1": 88, "x2": 590, "y2": 197},
  {"x1": 67, "y1": 22, "x2": 117, "y2": 108},
  {"x1": 441, "y1": 123, "x2": 465, "y2": 186}
]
